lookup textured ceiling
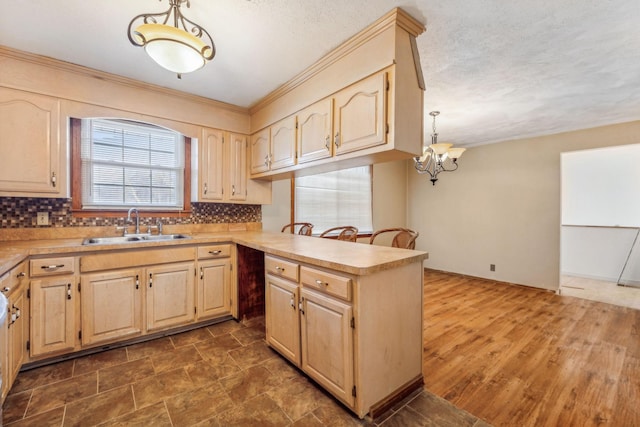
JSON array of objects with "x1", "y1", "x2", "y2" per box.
[{"x1": 1, "y1": 0, "x2": 639, "y2": 147}]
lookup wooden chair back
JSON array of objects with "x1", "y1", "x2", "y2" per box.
[
  {"x1": 369, "y1": 227, "x2": 419, "y2": 249},
  {"x1": 319, "y1": 226, "x2": 359, "y2": 242},
  {"x1": 281, "y1": 222, "x2": 314, "y2": 236}
]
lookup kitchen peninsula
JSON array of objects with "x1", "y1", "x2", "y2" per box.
[{"x1": 0, "y1": 229, "x2": 427, "y2": 419}]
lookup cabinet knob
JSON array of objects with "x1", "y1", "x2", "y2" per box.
[{"x1": 51, "y1": 172, "x2": 57, "y2": 187}]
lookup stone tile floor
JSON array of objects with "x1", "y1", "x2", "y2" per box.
[{"x1": 2, "y1": 317, "x2": 491, "y2": 426}]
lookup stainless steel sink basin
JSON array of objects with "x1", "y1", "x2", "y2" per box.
[{"x1": 82, "y1": 234, "x2": 190, "y2": 245}]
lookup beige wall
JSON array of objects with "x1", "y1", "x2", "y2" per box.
[
  {"x1": 262, "y1": 161, "x2": 410, "y2": 236},
  {"x1": 408, "y1": 120, "x2": 640, "y2": 290}
]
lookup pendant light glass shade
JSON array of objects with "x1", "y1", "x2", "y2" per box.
[
  {"x1": 134, "y1": 24, "x2": 209, "y2": 74},
  {"x1": 128, "y1": 0, "x2": 215, "y2": 77}
]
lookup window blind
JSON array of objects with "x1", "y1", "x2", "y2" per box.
[
  {"x1": 295, "y1": 166, "x2": 373, "y2": 235},
  {"x1": 81, "y1": 119, "x2": 184, "y2": 210}
]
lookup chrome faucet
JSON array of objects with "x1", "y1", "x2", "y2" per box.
[{"x1": 127, "y1": 208, "x2": 140, "y2": 235}]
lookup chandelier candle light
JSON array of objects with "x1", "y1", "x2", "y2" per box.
[
  {"x1": 128, "y1": 0, "x2": 215, "y2": 78},
  {"x1": 413, "y1": 111, "x2": 466, "y2": 185}
]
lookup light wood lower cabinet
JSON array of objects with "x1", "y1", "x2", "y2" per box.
[
  {"x1": 197, "y1": 259, "x2": 231, "y2": 321},
  {"x1": 30, "y1": 276, "x2": 77, "y2": 357},
  {"x1": 265, "y1": 254, "x2": 424, "y2": 419},
  {"x1": 1, "y1": 261, "x2": 29, "y2": 400},
  {"x1": 265, "y1": 274, "x2": 300, "y2": 365},
  {"x1": 80, "y1": 269, "x2": 143, "y2": 346},
  {"x1": 300, "y1": 287, "x2": 354, "y2": 406},
  {"x1": 146, "y1": 262, "x2": 195, "y2": 332}
]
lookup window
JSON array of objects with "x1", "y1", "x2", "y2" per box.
[
  {"x1": 79, "y1": 118, "x2": 185, "y2": 210},
  {"x1": 294, "y1": 166, "x2": 373, "y2": 235}
]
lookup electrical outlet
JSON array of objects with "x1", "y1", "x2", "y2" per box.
[
  {"x1": 37, "y1": 212, "x2": 49, "y2": 226},
  {"x1": 490, "y1": 264, "x2": 496, "y2": 272}
]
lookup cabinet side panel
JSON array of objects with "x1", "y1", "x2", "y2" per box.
[{"x1": 355, "y1": 262, "x2": 423, "y2": 412}]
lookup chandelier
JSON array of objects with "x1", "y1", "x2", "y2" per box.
[
  {"x1": 128, "y1": 0, "x2": 215, "y2": 78},
  {"x1": 413, "y1": 111, "x2": 466, "y2": 185}
]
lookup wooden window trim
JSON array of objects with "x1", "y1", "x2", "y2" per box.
[{"x1": 70, "y1": 118, "x2": 192, "y2": 218}]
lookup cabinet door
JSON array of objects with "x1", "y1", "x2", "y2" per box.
[
  {"x1": 270, "y1": 116, "x2": 297, "y2": 170},
  {"x1": 300, "y1": 287, "x2": 354, "y2": 407},
  {"x1": 250, "y1": 128, "x2": 270, "y2": 175},
  {"x1": 197, "y1": 259, "x2": 231, "y2": 320},
  {"x1": 333, "y1": 72, "x2": 387, "y2": 156},
  {"x1": 265, "y1": 274, "x2": 301, "y2": 366},
  {"x1": 200, "y1": 128, "x2": 225, "y2": 201},
  {"x1": 0, "y1": 88, "x2": 61, "y2": 195},
  {"x1": 297, "y1": 98, "x2": 333, "y2": 164},
  {"x1": 146, "y1": 262, "x2": 195, "y2": 332},
  {"x1": 228, "y1": 133, "x2": 247, "y2": 202},
  {"x1": 8, "y1": 288, "x2": 26, "y2": 389},
  {"x1": 81, "y1": 269, "x2": 143, "y2": 346},
  {"x1": 30, "y1": 277, "x2": 76, "y2": 357}
]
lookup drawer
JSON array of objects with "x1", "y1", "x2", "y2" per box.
[
  {"x1": 300, "y1": 265, "x2": 352, "y2": 301},
  {"x1": 197, "y1": 244, "x2": 231, "y2": 259},
  {"x1": 265, "y1": 255, "x2": 299, "y2": 282},
  {"x1": 4, "y1": 262, "x2": 27, "y2": 292},
  {"x1": 30, "y1": 257, "x2": 75, "y2": 277}
]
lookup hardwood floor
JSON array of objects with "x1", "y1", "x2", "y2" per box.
[{"x1": 423, "y1": 269, "x2": 640, "y2": 427}]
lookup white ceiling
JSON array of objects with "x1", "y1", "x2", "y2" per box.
[{"x1": 1, "y1": 0, "x2": 639, "y2": 147}]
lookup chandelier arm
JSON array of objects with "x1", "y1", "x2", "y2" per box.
[
  {"x1": 178, "y1": 14, "x2": 216, "y2": 59},
  {"x1": 127, "y1": 5, "x2": 174, "y2": 46}
]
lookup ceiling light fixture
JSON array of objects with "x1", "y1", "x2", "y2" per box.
[
  {"x1": 413, "y1": 111, "x2": 466, "y2": 185},
  {"x1": 128, "y1": 0, "x2": 215, "y2": 79}
]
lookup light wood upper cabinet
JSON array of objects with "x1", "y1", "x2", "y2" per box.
[
  {"x1": 250, "y1": 128, "x2": 270, "y2": 175},
  {"x1": 80, "y1": 269, "x2": 143, "y2": 346},
  {"x1": 250, "y1": 116, "x2": 297, "y2": 175},
  {"x1": 297, "y1": 98, "x2": 333, "y2": 164},
  {"x1": 197, "y1": 129, "x2": 271, "y2": 204},
  {"x1": 0, "y1": 87, "x2": 63, "y2": 196},
  {"x1": 199, "y1": 128, "x2": 225, "y2": 201},
  {"x1": 30, "y1": 276, "x2": 77, "y2": 357},
  {"x1": 146, "y1": 262, "x2": 195, "y2": 332},
  {"x1": 228, "y1": 133, "x2": 247, "y2": 202},
  {"x1": 333, "y1": 72, "x2": 387, "y2": 156},
  {"x1": 270, "y1": 116, "x2": 297, "y2": 170}
]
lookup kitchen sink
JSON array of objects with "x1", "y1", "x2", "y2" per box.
[{"x1": 82, "y1": 234, "x2": 190, "y2": 245}]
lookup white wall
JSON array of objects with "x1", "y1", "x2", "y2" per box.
[
  {"x1": 561, "y1": 226, "x2": 640, "y2": 283},
  {"x1": 408, "y1": 120, "x2": 640, "y2": 290},
  {"x1": 262, "y1": 179, "x2": 291, "y2": 233}
]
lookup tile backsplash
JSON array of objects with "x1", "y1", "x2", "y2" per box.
[{"x1": 0, "y1": 197, "x2": 261, "y2": 228}]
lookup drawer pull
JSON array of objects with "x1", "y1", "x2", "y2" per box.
[
  {"x1": 16, "y1": 272, "x2": 26, "y2": 278},
  {"x1": 41, "y1": 264, "x2": 65, "y2": 270},
  {"x1": 1, "y1": 287, "x2": 10, "y2": 293},
  {"x1": 67, "y1": 283, "x2": 72, "y2": 300},
  {"x1": 275, "y1": 266, "x2": 285, "y2": 272},
  {"x1": 290, "y1": 295, "x2": 296, "y2": 309},
  {"x1": 208, "y1": 250, "x2": 222, "y2": 255},
  {"x1": 315, "y1": 279, "x2": 326, "y2": 286}
]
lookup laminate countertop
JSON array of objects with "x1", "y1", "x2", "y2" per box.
[{"x1": 0, "y1": 231, "x2": 428, "y2": 277}]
